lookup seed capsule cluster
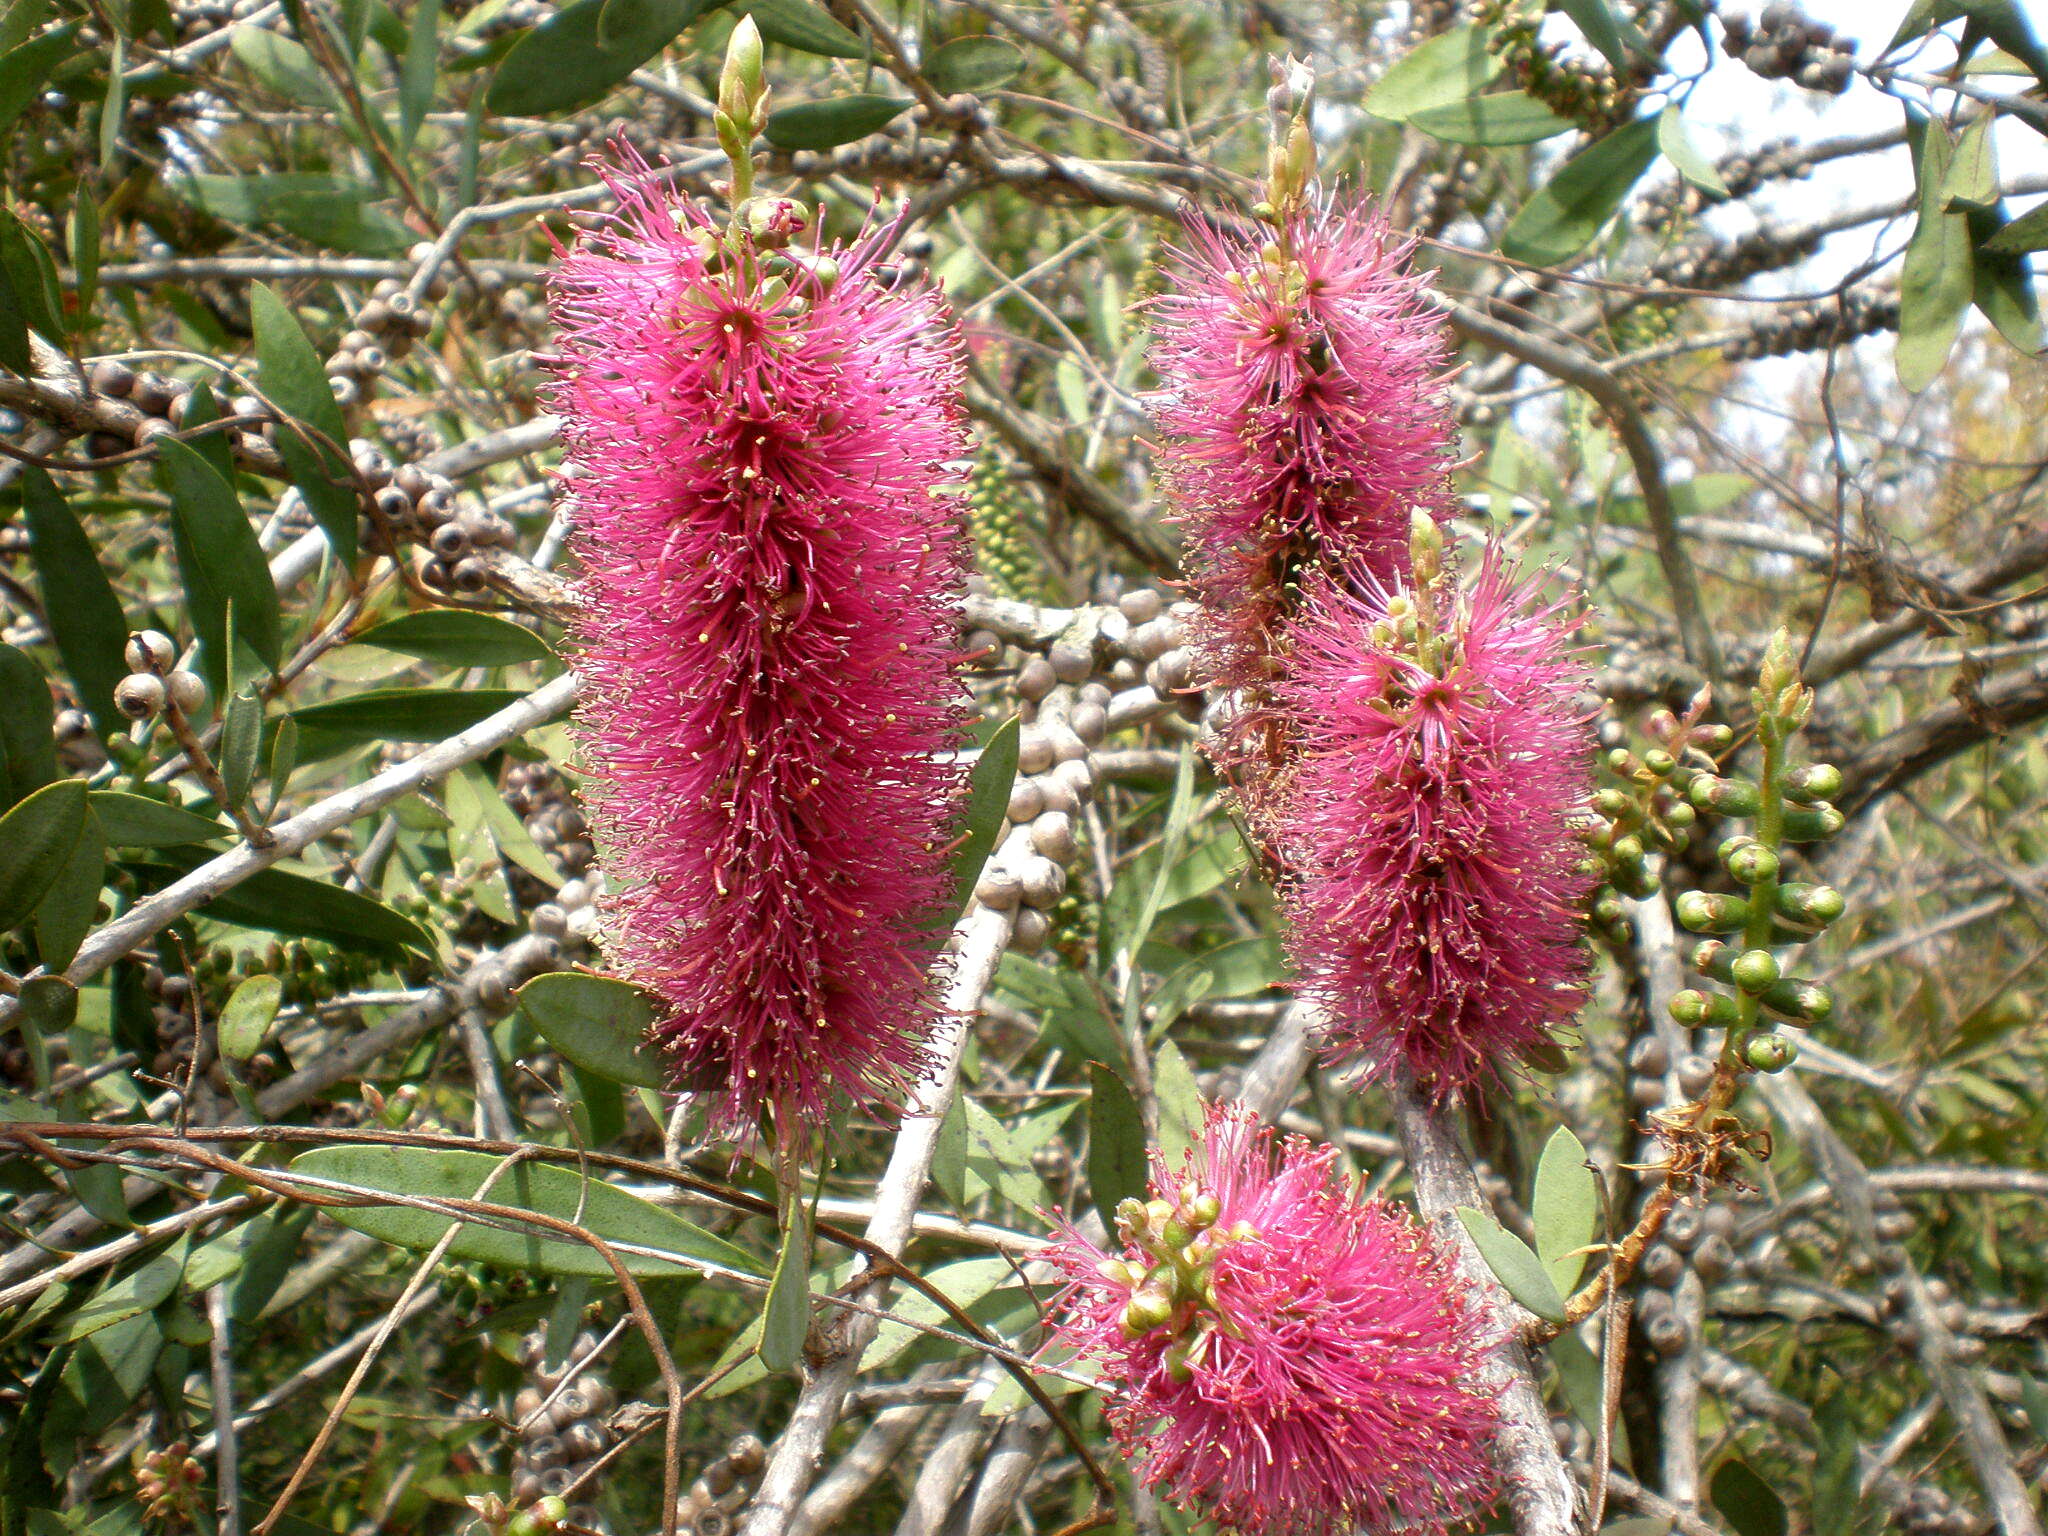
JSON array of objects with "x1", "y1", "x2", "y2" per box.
[
  {"x1": 675, "y1": 1435, "x2": 768, "y2": 1536},
  {"x1": 83, "y1": 359, "x2": 279, "y2": 462},
  {"x1": 1720, "y1": 5, "x2": 1857, "y2": 94},
  {"x1": 115, "y1": 628, "x2": 208, "y2": 724},
  {"x1": 509, "y1": 1330, "x2": 617, "y2": 1523},
  {"x1": 1634, "y1": 1198, "x2": 1741, "y2": 1357}
]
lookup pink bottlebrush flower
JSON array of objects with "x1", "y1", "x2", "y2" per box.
[
  {"x1": 1041, "y1": 1102, "x2": 1500, "y2": 1536},
  {"x1": 547, "y1": 157, "x2": 970, "y2": 1135},
  {"x1": 1277, "y1": 551, "x2": 1594, "y2": 1096},
  {"x1": 1145, "y1": 197, "x2": 1461, "y2": 807}
]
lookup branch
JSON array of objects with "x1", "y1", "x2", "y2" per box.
[{"x1": 1838, "y1": 659, "x2": 2048, "y2": 814}]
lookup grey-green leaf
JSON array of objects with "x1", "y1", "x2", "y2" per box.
[
  {"x1": 1656, "y1": 105, "x2": 1727, "y2": 197},
  {"x1": 923, "y1": 35, "x2": 1023, "y2": 94},
  {"x1": 218, "y1": 974, "x2": 282, "y2": 1064},
  {"x1": 350, "y1": 610, "x2": 556, "y2": 668},
  {"x1": 287, "y1": 1145, "x2": 764, "y2": 1278},
  {"x1": 1408, "y1": 90, "x2": 1573, "y2": 145},
  {"x1": 1710, "y1": 1457, "x2": 1788, "y2": 1536},
  {"x1": 88, "y1": 791, "x2": 232, "y2": 847},
  {"x1": 159, "y1": 437, "x2": 283, "y2": 691},
  {"x1": 34, "y1": 807, "x2": 103, "y2": 969},
  {"x1": 0, "y1": 643, "x2": 56, "y2": 809},
  {"x1": 1531, "y1": 1125, "x2": 1599, "y2": 1296},
  {"x1": 288, "y1": 687, "x2": 539, "y2": 758},
  {"x1": 20, "y1": 467, "x2": 127, "y2": 734},
  {"x1": 1086, "y1": 1062, "x2": 1147, "y2": 1232},
  {"x1": 250, "y1": 281, "x2": 358, "y2": 565},
  {"x1": 175, "y1": 174, "x2": 414, "y2": 256},
  {"x1": 759, "y1": 1198, "x2": 813, "y2": 1374},
  {"x1": 1455, "y1": 1206, "x2": 1567, "y2": 1323},
  {"x1": 0, "y1": 780, "x2": 88, "y2": 934},
  {"x1": 934, "y1": 715, "x2": 1018, "y2": 930},
  {"x1": 1898, "y1": 115, "x2": 1975, "y2": 391},
  {"x1": 1499, "y1": 116, "x2": 1661, "y2": 269},
  {"x1": 733, "y1": 0, "x2": 865, "y2": 58},
  {"x1": 1151, "y1": 1039, "x2": 1205, "y2": 1173},
  {"x1": 763, "y1": 93, "x2": 909, "y2": 150},
  {"x1": 517, "y1": 972, "x2": 665, "y2": 1090},
  {"x1": 1363, "y1": 23, "x2": 1500, "y2": 122},
  {"x1": 485, "y1": 0, "x2": 706, "y2": 115}
]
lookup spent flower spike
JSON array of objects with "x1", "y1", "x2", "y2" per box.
[
  {"x1": 1041, "y1": 1102, "x2": 1500, "y2": 1536},
  {"x1": 547, "y1": 151, "x2": 970, "y2": 1136}
]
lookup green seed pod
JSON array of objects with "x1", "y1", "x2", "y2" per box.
[
  {"x1": 1642, "y1": 748, "x2": 1676, "y2": 778},
  {"x1": 1676, "y1": 890, "x2": 1750, "y2": 933},
  {"x1": 1664, "y1": 800, "x2": 1697, "y2": 829},
  {"x1": 1592, "y1": 787, "x2": 1633, "y2": 820},
  {"x1": 1670, "y1": 988, "x2": 1740, "y2": 1027},
  {"x1": 1692, "y1": 939, "x2": 1733, "y2": 982},
  {"x1": 1784, "y1": 763, "x2": 1843, "y2": 804},
  {"x1": 1781, "y1": 803, "x2": 1844, "y2": 842},
  {"x1": 1606, "y1": 747, "x2": 1641, "y2": 778},
  {"x1": 1760, "y1": 977, "x2": 1834, "y2": 1024},
  {"x1": 1613, "y1": 860, "x2": 1660, "y2": 899},
  {"x1": 1610, "y1": 833, "x2": 1646, "y2": 868},
  {"x1": 1775, "y1": 883, "x2": 1845, "y2": 929},
  {"x1": 1690, "y1": 775, "x2": 1762, "y2": 816},
  {"x1": 1592, "y1": 892, "x2": 1625, "y2": 926},
  {"x1": 1724, "y1": 842, "x2": 1780, "y2": 885},
  {"x1": 1730, "y1": 948, "x2": 1781, "y2": 992},
  {"x1": 1744, "y1": 1033, "x2": 1798, "y2": 1072}
]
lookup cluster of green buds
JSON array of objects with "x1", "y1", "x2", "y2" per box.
[
  {"x1": 465, "y1": 1492, "x2": 569, "y2": 1536},
  {"x1": 1102, "y1": 1185, "x2": 1253, "y2": 1379},
  {"x1": 967, "y1": 452, "x2": 1047, "y2": 603},
  {"x1": 1360, "y1": 513, "x2": 1452, "y2": 670},
  {"x1": 1669, "y1": 631, "x2": 1846, "y2": 1074},
  {"x1": 1584, "y1": 689, "x2": 1729, "y2": 938},
  {"x1": 1253, "y1": 55, "x2": 1317, "y2": 225},
  {"x1": 714, "y1": 17, "x2": 768, "y2": 209}
]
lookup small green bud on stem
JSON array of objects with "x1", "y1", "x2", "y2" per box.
[{"x1": 1677, "y1": 890, "x2": 1751, "y2": 933}]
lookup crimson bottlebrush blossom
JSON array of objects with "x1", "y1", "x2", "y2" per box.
[
  {"x1": 1278, "y1": 553, "x2": 1594, "y2": 1096},
  {"x1": 1146, "y1": 197, "x2": 1461, "y2": 802},
  {"x1": 1041, "y1": 1102, "x2": 1499, "y2": 1536},
  {"x1": 547, "y1": 159, "x2": 969, "y2": 1134}
]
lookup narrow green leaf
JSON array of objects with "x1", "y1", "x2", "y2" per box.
[
  {"x1": 219, "y1": 688, "x2": 263, "y2": 812},
  {"x1": 230, "y1": 25, "x2": 332, "y2": 105},
  {"x1": 1945, "y1": 113, "x2": 1999, "y2": 211},
  {"x1": 1969, "y1": 204, "x2": 2045, "y2": 354},
  {"x1": 0, "y1": 21, "x2": 79, "y2": 136},
  {"x1": 1898, "y1": 115, "x2": 1975, "y2": 391},
  {"x1": 763, "y1": 93, "x2": 910, "y2": 150},
  {"x1": 1556, "y1": 0, "x2": 1647, "y2": 71},
  {"x1": 0, "y1": 0, "x2": 48, "y2": 54},
  {"x1": 287, "y1": 687, "x2": 538, "y2": 757},
  {"x1": 1363, "y1": 24, "x2": 1500, "y2": 122},
  {"x1": 759, "y1": 1197, "x2": 813, "y2": 1374},
  {"x1": 1531, "y1": 1125, "x2": 1599, "y2": 1296},
  {"x1": 67, "y1": 193, "x2": 99, "y2": 324},
  {"x1": 1986, "y1": 199, "x2": 2048, "y2": 253},
  {"x1": 1455, "y1": 1206, "x2": 1567, "y2": 1323},
  {"x1": 20, "y1": 468, "x2": 126, "y2": 734},
  {"x1": 1086, "y1": 1062, "x2": 1147, "y2": 1232},
  {"x1": 33, "y1": 807, "x2": 103, "y2": 969},
  {"x1": 1657, "y1": 105, "x2": 1727, "y2": 197},
  {"x1": 1710, "y1": 1458, "x2": 1788, "y2": 1536},
  {"x1": 1499, "y1": 116, "x2": 1661, "y2": 269},
  {"x1": 97, "y1": 33, "x2": 123, "y2": 168},
  {"x1": 1151, "y1": 1039, "x2": 1205, "y2": 1173},
  {"x1": 43, "y1": 1310, "x2": 160, "y2": 1448},
  {"x1": 934, "y1": 715, "x2": 1017, "y2": 930},
  {"x1": 399, "y1": 0, "x2": 439, "y2": 145},
  {"x1": 485, "y1": 0, "x2": 705, "y2": 115},
  {"x1": 218, "y1": 974, "x2": 282, "y2": 1063},
  {"x1": 350, "y1": 609, "x2": 555, "y2": 668},
  {"x1": 516, "y1": 972, "x2": 664, "y2": 1089},
  {"x1": 135, "y1": 850, "x2": 436, "y2": 954},
  {"x1": 733, "y1": 0, "x2": 865, "y2": 58},
  {"x1": 457, "y1": 765, "x2": 559, "y2": 885},
  {"x1": 859, "y1": 1256, "x2": 1012, "y2": 1370},
  {"x1": 159, "y1": 437, "x2": 283, "y2": 693},
  {"x1": 175, "y1": 173, "x2": 414, "y2": 256},
  {"x1": 0, "y1": 644, "x2": 56, "y2": 809},
  {"x1": 60, "y1": 1248, "x2": 184, "y2": 1342},
  {"x1": 0, "y1": 779, "x2": 87, "y2": 933},
  {"x1": 923, "y1": 35, "x2": 1023, "y2": 94},
  {"x1": 250, "y1": 281, "x2": 358, "y2": 565},
  {"x1": 1408, "y1": 89, "x2": 1573, "y2": 145},
  {"x1": 0, "y1": 208, "x2": 64, "y2": 369},
  {"x1": 88, "y1": 791, "x2": 231, "y2": 847},
  {"x1": 287, "y1": 1145, "x2": 765, "y2": 1278}
]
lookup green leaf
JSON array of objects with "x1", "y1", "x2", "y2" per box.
[
  {"x1": 136, "y1": 850, "x2": 436, "y2": 954},
  {"x1": 218, "y1": 688, "x2": 263, "y2": 813},
  {"x1": 0, "y1": 21, "x2": 78, "y2": 137},
  {"x1": 1969, "y1": 204, "x2": 2045, "y2": 354},
  {"x1": 351, "y1": 609, "x2": 556, "y2": 668},
  {"x1": 1151, "y1": 1039, "x2": 1205, "y2": 1173},
  {"x1": 1811, "y1": 1394, "x2": 1865, "y2": 1536},
  {"x1": 1884, "y1": 0, "x2": 2048, "y2": 90},
  {"x1": 1709, "y1": 1457, "x2": 1788, "y2": 1536},
  {"x1": 1531, "y1": 1125, "x2": 1599, "y2": 1296},
  {"x1": 1086, "y1": 1062, "x2": 1147, "y2": 1232},
  {"x1": 68, "y1": 194, "x2": 99, "y2": 324},
  {"x1": 1363, "y1": 24, "x2": 1500, "y2": 122},
  {"x1": 759, "y1": 1197, "x2": 813, "y2": 1374},
  {"x1": 97, "y1": 34, "x2": 124, "y2": 169},
  {"x1": 933, "y1": 715, "x2": 1017, "y2": 930},
  {"x1": 19, "y1": 469, "x2": 126, "y2": 735},
  {"x1": 923, "y1": 35, "x2": 1023, "y2": 94},
  {"x1": 16, "y1": 972, "x2": 76, "y2": 1033},
  {"x1": 288, "y1": 687, "x2": 539, "y2": 758},
  {"x1": 733, "y1": 0, "x2": 865, "y2": 57},
  {"x1": 0, "y1": 644, "x2": 56, "y2": 810},
  {"x1": 1898, "y1": 115, "x2": 1976, "y2": 392},
  {"x1": 1455, "y1": 1206, "x2": 1566, "y2": 1323},
  {"x1": 230, "y1": 25, "x2": 332, "y2": 105},
  {"x1": 453, "y1": 765, "x2": 560, "y2": 885},
  {"x1": 42, "y1": 1310, "x2": 160, "y2": 1453},
  {"x1": 1944, "y1": 113, "x2": 1999, "y2": 212},
  {"x1": 1499, "y1": 116, "x2": 1660, "y2": 268},
  {"x1": 250, "y1": 281, "x2": 358, "y2": 565},
  {"x1": 516, "y1": 972, "x2": 665, "y2": 1089},
  {"x1": 1408, "y1": 89, "x2": 1573, "y2": 145},
  {"x1": 763, "y1": 92, "x2": 910, "y2": 149},
  {"x1": 1147, "y1": 936, "x2": 1279, "y2": 1040},
  {"x1": 88, "y1": 791, "x2": 231, "y2": 847},
  {"x1": 61, "y1": 1248, "x2": 184, "y2": 1342},
  {"x1": 0, "y1": 0, "x2": 48, "y2": 54},
  {"x1": 0, "y1": 780, "x2": 88, "y2": 933},
  {"x1": 34, "y1": 807, "x2": 103, "y2": 969},
  {"x1": 218, "y1": 974, "x2": 282, "y2": 1063},
  {"x1": 175, "y1": 174, "x2": 414, "y2": 256},
  {"x1": 1656, "y1": 105, "x2": 1726, "y2": 197},
  {"x1": 287, "y1": 1145, "x2": 764, "y2": 1278},
  {"x1": 1555, "y1": 0, "x2": 1647, "y2": 71},
  {"x1": 485, "y1": 0, "x2": 705, "y2": 115},
  {"x1": 158, "y1": 437, "x2": 283, "y2": 692},
  {"x1": 1986, "y1": 199, "x2": 2048, "y2": 254},
  {"x1": 0, "y1": 208, "x2": 63, "y2": 371},
  {"x1": 859, "y1": 1256, "x2": 1011, "y2": 1370},
  {"x1": 399, "y1": 0, "x2": 439, "y2": 145}
]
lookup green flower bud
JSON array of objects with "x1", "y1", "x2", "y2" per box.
[
  {"x1": 1610, "y1": 833, "x2": 1646, "y2": 867},
  {"x1": 1781, "y1": 803, "x2": 1844, "y2": 843},
  {"x1": 1670, "y1": 989, "x2": 1739, "y2": 1027},
  {"x1": 1642, "y1": 748, "x2": 1676, "y2": 778},
  {"x1": 1409, "y1": 507, "x2": 1443, "y2": 590},
  {"x1": 1689, "y1": 775, "x2": 1761, "y2": 816},
  {"x1": 1182, "y1": 1193, "x2": 1222, "y2": 1230},
  {"x1": 1775, "y1": 883, "x2": 1845, "y2": 929},
  {"x1": 1744, "y1": 1033, "x2": 1797, "y2": 1072},
  {"x1": 1120, "y1": 1288, "x2": 1175, "y2": 1336},
  {"x1": 1724, "y1": 842, "x2": 1779, "y2": 885},
  {"x1": 1759, "y1": 978, "x2": 1834, "y2": 1025},
  {"x1": 1730, "y1": 948, "x2": 1781, "y2": 992},
  {"x1": 1592, "y1": 787, "x2": 1633, "y2": 820},
  {"x1": 1784, "y1": 763, "x2": 1843, "y2": 804},
  {"x1": 1664, "y1": 800, "x2": 1697, "y2": 829},
  {"x1": 1606, "y1": 747, "x2": 1640, "y2": 777},
  {"x1": 1676, "y1": 890, "x2": 1750, "y2": 933},
  {"x1": 1691, "y1": 939, "x2": 1732, "y2": 981}
]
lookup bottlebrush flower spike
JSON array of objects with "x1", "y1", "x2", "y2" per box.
[
  {"x1": 1042, "y1": 1102, "x2": 1499, "y2": 1536},
  {"x1": 1278, "y1": 539, "x2": 1594, "y2": 1097},
  {"x1": 547, "y1": 155, "x2": 970, "y2": 1135},
  {"x1": 1145, "y1": 194, "x2": 1461, "y2": 807}
]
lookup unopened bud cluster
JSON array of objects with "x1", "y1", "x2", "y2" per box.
[
  {"x1": 136, "y1": 1442, "x2": 205, "y2": 1523},
  {"x1": 1099, "y1": 1185, "x2": 1255, "y2": 1379},
  {"x1": 1584, "y1": 696, "x2": 1729, "y2": 937}
]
